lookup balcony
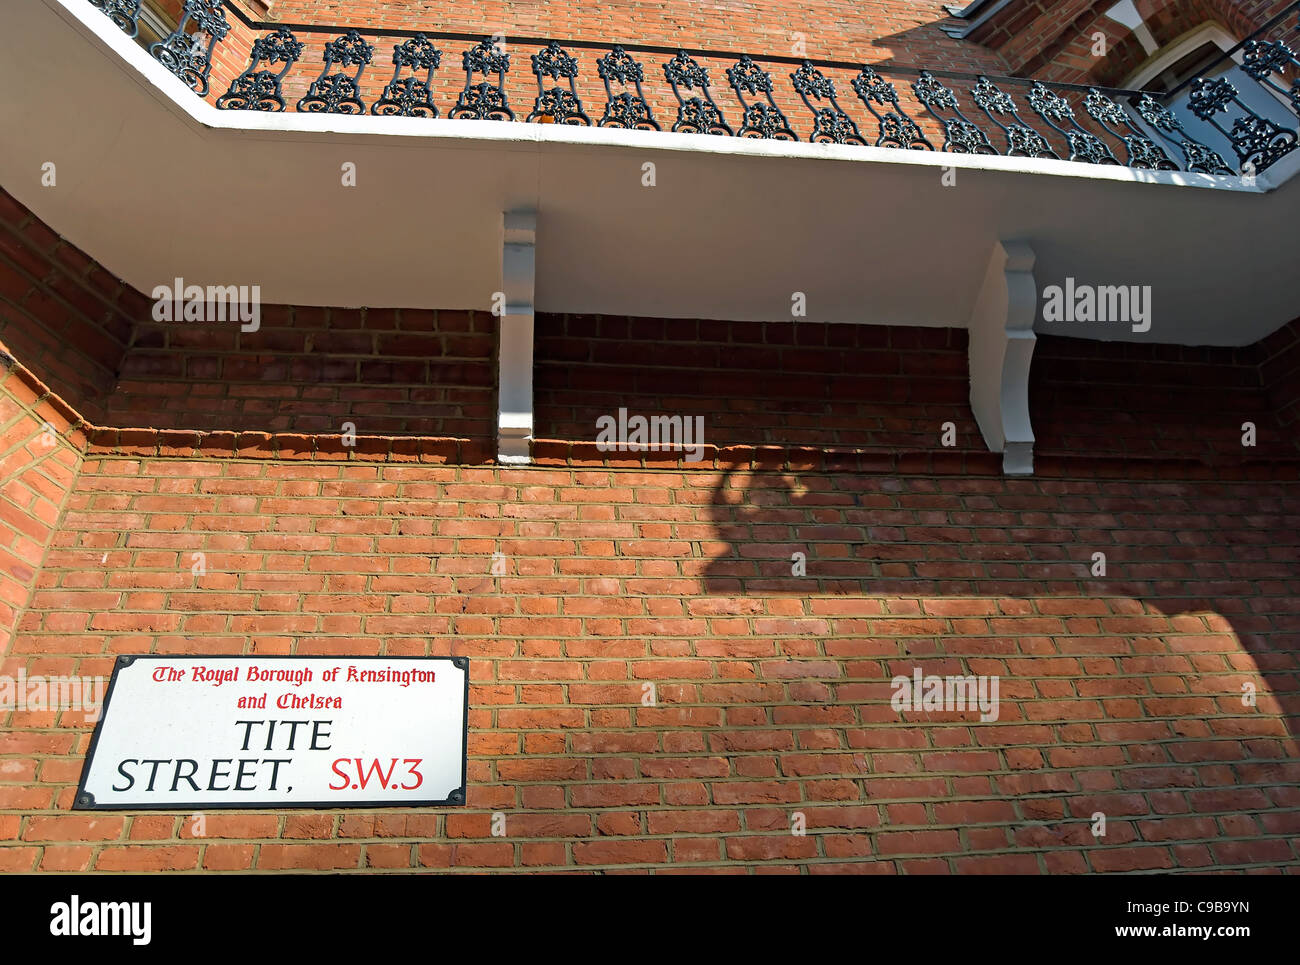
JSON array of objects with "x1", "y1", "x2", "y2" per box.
[
  {"x1": 4, "y1": 2, "x2": 1294, "y2": 325},
  {"x1": 5, "y1": 0, "x2": 1300, "y2": 470},
  {"x1": 89, "y1": 0, "x2": 1300, "y2": 178}
]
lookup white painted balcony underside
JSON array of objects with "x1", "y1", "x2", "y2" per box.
[{"x1": 2, "y1": 0, "x2": 1298, "y2": 347}]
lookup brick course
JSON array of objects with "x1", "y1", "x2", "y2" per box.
[{"x1": 115, "y1": 307, "x2": 496, "y2": 442}]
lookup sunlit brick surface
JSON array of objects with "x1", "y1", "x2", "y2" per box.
[
  {"x1": 267, "y1": 0, "x2": 1002, "y2": 68},
  {"x1": 5, "y1": 456, "x2": 1298, "y2": 872}
]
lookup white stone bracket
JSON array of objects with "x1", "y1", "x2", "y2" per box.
[
  {"x1": 968, "y1": 239, "x2": 1038, "y2": 475},
  {"x1": 497, "y1": 210, "x2": 536, "y2": 464}
]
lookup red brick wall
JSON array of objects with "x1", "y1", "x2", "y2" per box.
[
  {"x1": 0, "y1": 193, "x2": 137, "y2": 426},
  {"x1": 1259, "y1": 318, "x2": 1300, "y2": 428},
  {"x1": 267, "y1": 0, "x2": 1000, "y2": 69},
  {"x1": 1030, "y1": 333, "x2": 1298, "y2": 462},
  {"x1": 0, "y1": 359, "x2": 84, "y2": 658},
  {"x1": 0, "y1": 190, "x2": 501, "y2": 449},
  {"x1": 114, "y1": 307, "x2": 496, "y2": 443},
  {"x1": 209, "y1": 13, "x2": 262, "y2": 107},
  {"x1": 4, "y1": 456, "x2": 1297, "y2": 872},
  {"x1": 974, "y1": 0, "x2": 1298, "y2": 85},
  {"x1": 534, "y1": 315, "x2": 979, "y2": 454},
  {"x1": 533, "y1": 315, "x2": 1300, "y2": 464}
]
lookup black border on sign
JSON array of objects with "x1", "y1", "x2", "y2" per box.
[{"x1": 72, "y1": 655, "x2": 469, "y2": 810}]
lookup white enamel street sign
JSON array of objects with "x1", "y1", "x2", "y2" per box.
[{"x1": 75, "y1": 656, "x2": 468, "y2": 809}]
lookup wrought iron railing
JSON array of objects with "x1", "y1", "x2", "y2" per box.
[{"x1": 88, "y1": 0, "x2": 1300, "y2": 176}]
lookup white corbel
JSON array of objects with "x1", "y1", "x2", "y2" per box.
[
  {"x1": 497, "y1": 210, "x2": 536, "y2": 464},
  {"x1": 968, "y1": 239, "x2": 1037, "y2": 475}
]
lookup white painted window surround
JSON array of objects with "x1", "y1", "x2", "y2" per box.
[
  {"x1": 1123, "y1": 23, "x2": 1243, "y2": 90},
  {"x1": 1104, "y1": 1, "x2": 1159, "y2": 54}
]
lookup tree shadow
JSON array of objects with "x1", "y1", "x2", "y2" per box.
[{"x1": 693, "y1": 464, "x2": 1300, "y2": 867}]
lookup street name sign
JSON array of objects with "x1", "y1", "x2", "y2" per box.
[{"x1": 75, "y1": 655, "x2": 468, "y2": 809}]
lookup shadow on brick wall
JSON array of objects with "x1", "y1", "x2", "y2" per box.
[{"x1": 699, "y1": 464, "x2": 1300, "y2": 824}]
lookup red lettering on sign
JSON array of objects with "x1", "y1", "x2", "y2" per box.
[{"x1": 327, "y1": 758, "x2": 424, "y2": 792}]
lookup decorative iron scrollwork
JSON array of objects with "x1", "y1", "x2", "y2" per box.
[
  {"x1": 597, "y1": 47, "x2": 659, "y2": 130},
  {"x1": 1137, "y1": 94, "x2": 1235, "y2": 174},
  {"x1": 373, "y1": 35, "x2": 441, "y2": 117},
  {"x1": 912, "y1": 72, "x2": 996, "y2": 154},
  {"x1": 851, "y1": 67, "x2": 932, "y2": 149},
  {"x1": 89, "y1": 0, "x2": 141, "y2": 38},
  {"x1": 1187, "y1": 77, "x2": 1237, "y2": 118},
  {"x1": 527, "y1": 42, "x2": 591, "y2": 125},
  {"x1": 1229, "y1": 114, "x2": 1300, "y2": 171},
  {"x1": 790, "y1": 62, "x2": 864, "y2": 145},
  {"x1": 727, "y1": 56, "x2": 796, "y2": 139},
  {"x1": 1083, "y1": 89, "x2": 1178, "y2": 170},
  {"x1": 149, "y1": 0, "x2": 230, "y2": 96},
  {"x1": 1187, "y1": 75, "x2": 1296, "y2": 171},
  {"x1": 663, "y1": 51, "x2": 731, "y2": 135},
  {"x1": 970, "y1": 76, "x2": 1059, "y2": 159},
  {"x1": 1240, "y1": 39, "x2": 1300, "y2": 113},
  {"x1": 450, "y1": 39, "x2": 514, "y2": 121},
  {"x1": 1240, "y1": 40, "x2": 1294, "y2": 80},
  {"x1": 296, "y1": 30, "x2": 373, "y2": 114},
  {"x1": 216, "y1": 28, "x2": 303, "y2": 112},
  {"x1": 734, "y1": 102, "x2": 796, "y2": 139},
  {"x1": 1026, "y1": 82, "x2": 1118, "y2": 164}
]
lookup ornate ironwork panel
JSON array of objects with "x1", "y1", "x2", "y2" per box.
[
  {"x1": 790, "y1": 62, "x2": 864, "y2": 145},
  {"x1": 1241, "y1": 39, "x2": 1300, "y2": 113},
  {"x1": 597, "y1": 47, "x2": 659, "y2": 130},
  {"x1": 970, "y1": 76, "x2": 1059, "y2": 159},
  {"x1": 851, "y1": 67, "x2": 932, "y2": 149},
  {"x1": 216, "y1": 28, "x2": 303, "y2": 112},
  {"x1": 149, "y1": 0, "x2": 230, "y2": 97},
  {"x1": 1187, "y1": 76, "x2": 1296, "y2": 171},
  {"x1": 450, "y1": 39, "x2": 515, "y2": 121},
  {"x1": 1137, "y1": 94, "x2": 1236, "y2": 174},
  {"x1": 1025, "y1": 82, "x2": 1119, "y2": 164},
  {"x1": 912, "y1": 72, "x2": 995, "y2": 154},
  {"x1": 89, "y1": 0, "x2": 141, "y2": 38},
  {"x1": 662, "y1": 51, "x2": 731, "y2": 135},
  {"x1": 527, "y1": 42, "x2": 591, "y2": 125},
  {"x1": 1082, "y1": 89, "x2": 1178, "y2": 170},
  {"x1": 297, "y1": 30, "x2": 373, "y2": 114},
  {"x1": 727, "y1": 56, "x2": 796, "y2": 139},
  {"x1": 373, "y1": 35, "x2": 441, "y2": 117}
]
